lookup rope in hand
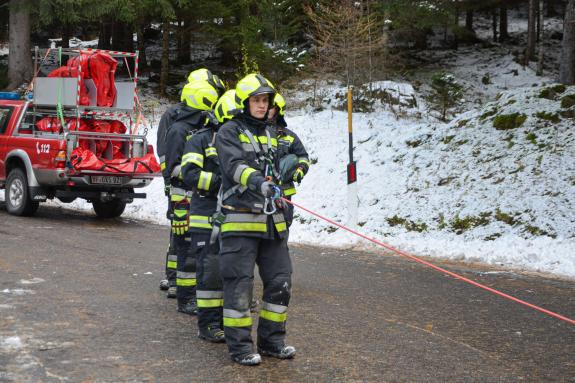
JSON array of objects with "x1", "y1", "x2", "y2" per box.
[{"x1": 281, "y1": 197, "x2": 575, "y2": 326}]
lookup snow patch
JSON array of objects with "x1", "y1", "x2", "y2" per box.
[
  {"x1": 2, "y1": 289, "x2": 35, "y2": 295},
  {"x1": 1, "y1": 336, "x2": 23, "y2": 350}
]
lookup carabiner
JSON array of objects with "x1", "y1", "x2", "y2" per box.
[{"x1": 263, "y1": 197, "x2": 277, "y2": 215}]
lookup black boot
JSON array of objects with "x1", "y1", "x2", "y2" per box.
[
  {"x1": 231, "y1": 353, "x2": 261, "y2": 366},
  {"x1": 159, "y1": 279, "x2": 169, "y2": 291},
  {"x1": 166, "y1": 280, "x2": 177, "y2": 299},
  {"x1": 198, "y1": 324, "x2": 225, "y2": 343},
  {"x1": 177, "y1": 298, "x2": 197, "y2": 315},
  {"x1": 258, "y1": 345, "x2": 296, "y2": 359}
]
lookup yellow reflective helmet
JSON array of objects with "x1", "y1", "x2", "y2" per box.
[
  {"x1": 180, "y1": 80, "x2": 219, "y2": 111},
  {"x1": 214, "y1": 90, "x2": 241, "y2": 123},
  {"x1": 273, "y1": 92, "x2": 286, "y2": 116},
  {"x1": 235, "y1": 73, "x2": 275, "y2": 107},
  {"x1": 187, "y1": 68, "x2": 226, "y2": 96}
]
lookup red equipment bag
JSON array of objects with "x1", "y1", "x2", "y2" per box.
[
  {"x1": 70, "y1": 147, "x2": 160, "y2": 174},
  {"x1": 70, "y1": 147, "x2": 106, "y2": 171},
  {"x1": 68, "y1": 52, "x2": 118, "y2": 107},
  {"x1": 36, "y1": 117, "x2": 87, "y2": 133},
  {"x1": 48, "y1": 66, "x2": 90, "y2": 106}
]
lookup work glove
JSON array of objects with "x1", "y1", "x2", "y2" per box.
[
  {"x1": 260, "y1": 180, "x2": 278, "y2": 198},
  {"x1": 171, "y1": 200, "x2": 190, "y2": 235},
  {"x1": 293, "y1": 166, "x2": 305, "y2": 183}
]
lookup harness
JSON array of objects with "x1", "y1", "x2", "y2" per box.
[{"x1": 209, "y1": 123, "x2": 282, "y2": 247}]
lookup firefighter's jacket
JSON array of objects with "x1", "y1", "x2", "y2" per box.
[
  {"x1": 181, "y1": 127, "x2": 221, "y2": 233},
  {"x1": 156, "y1": 102, "x2": 187, "y2": 186},
  {"x1": 165, "y1": 106, "x2": 206, "y2": 189},
  {"x1": 276, "y1": 125, "x2": 310, "y2": 197},
  {"x1": 215, "y1": 114, "x2": 288, "y2": 240}
]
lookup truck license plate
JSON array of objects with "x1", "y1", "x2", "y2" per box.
[{"x1": 91, "y1": 176, "x2": 123, "y2": 185}]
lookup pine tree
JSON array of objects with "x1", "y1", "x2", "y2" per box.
[{"x1": 430, "y1": 72, "x2": 463, "y2": 122}]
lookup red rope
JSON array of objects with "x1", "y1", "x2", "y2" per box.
[{"x1": 282, "y1": 197, "x2": 575, "y2": 326}]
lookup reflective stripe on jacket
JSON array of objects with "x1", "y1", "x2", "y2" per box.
[{"x1": 181, "y1": 128, "x2": 221, "y2": 233}]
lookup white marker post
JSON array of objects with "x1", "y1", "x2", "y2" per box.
[{"x1": 346, "y1": 86, "x2": 358, "y2": 230}]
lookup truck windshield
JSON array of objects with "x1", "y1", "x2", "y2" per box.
[{"x1": 0, "y1": 106, "x2": 13, "y2": 134}]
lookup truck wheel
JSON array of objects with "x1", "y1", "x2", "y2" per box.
[
  {"x1": 5, "y1": 168, "x2": 39, "y2": 216},
  {"x1": 92, "y1": 199, "x2": 126, "y2": 219}
]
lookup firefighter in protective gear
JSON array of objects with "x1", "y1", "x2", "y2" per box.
[
  {"x1": 215, "y1": 73, "x2": 296, "y2": 366},
  {"x1": 188, "y1": 68, "x2": 226, "y2": 97},
  {"x1": 157, "y1": 103, "x2": 185, "y2": 295},
  {"x1": 268, "y1": 93, "x2": 310, "y2": 227},
  {"x1": 166, "y1": 79, "x2": 220, "y2": 315},
  {"x1": 179, "y1": 89, "x2": 240, "y2": 343},
  {"x1": 157, "y1": 68, "x2": 225, "y2": 295}
]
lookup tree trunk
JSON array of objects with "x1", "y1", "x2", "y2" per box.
[
  {"x1": 536, "y1": 0, "x2": 541, "y2": 43},
  {"x1": 136, "y1": 18, "x2": 147, "y2": 72},
  {"x1": 122, "y1": 23, "x2": 134, "y2": 52},
  {"x1": 499, "y1": 5, "x2": 509, "y2": 41},
  {"x1": 98, "y1": 21, "x2": 112, "y2": 50},
  {"x1": 559, "y1": 0, "x2": 575, "y2": 84},
  {"x1": 111, "y1": 21, "x2": 132, "y2": 51},
  {"x1": 176, "y1": 18, "x2": 184, "y2": 63},
  {"x1": 527, "y1": 0, "x2": 537, "y2": 62},
  {"x1": 492, "y1": 9, "x2": 498, "y2": 42},
  {"x1": 160, "y1": 21, "x2": 170, "y2": 96},
  {"x1": 465, "y1": 10, "x2": 474, "y2": 31},
  {"x1": 7, "y1": 0, "x2": 33, "y2": 90},
  {"x1": 537, "y1": 0, "x2": 545, "y2": 76},
  {"x1": 547, "y1": 0, "x2": 560, "y2": 17},
  {"x1": 179, "y1": 16, "x2": 191, "y2": 65},
  {"x1": 62, "y1": 23, "x2": 71, "y2": 48}
]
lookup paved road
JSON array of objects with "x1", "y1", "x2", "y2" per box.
[{"x1": 0, "y1": 205, "x2": 573, "y2": 382}]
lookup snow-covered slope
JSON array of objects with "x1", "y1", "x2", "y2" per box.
[{"x1": 286, "y1": 82, "x2": 575, "y2": 278}]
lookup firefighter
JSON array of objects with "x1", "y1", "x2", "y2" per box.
[
  {"x1": 215, "y1": 73, "x2": 295, "y2": 366},
  {"x1": 180, "y1": 89, "x2": 241, "y2": 342},
  {"x1": 268, "y1": 93, "x2": 310, "y2": 227},
  {"x1": 157, "y1": 69, "x2": 225, "y2": 298},
  {"x1": 165, "y1": 79, "x2": 220, "y2": 315}
]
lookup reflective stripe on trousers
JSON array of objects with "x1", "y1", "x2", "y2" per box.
[
  {"x1": 260, "y1": 301, "x2": 288, "y2": 323},
  {"x1": 223, "y1": 308, "x2": 252, "y2": 327},
  {"x1": 197, "y1": 290, "x2": 223, "y2": 308},
  {"x1": 167, "y1": 254, "x2": 178, "y2": 269},
  {"x1": 176, "y1": 271, "x2": 197, "y2": 287}
]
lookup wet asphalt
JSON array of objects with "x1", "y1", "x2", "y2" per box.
[{"x1": 0, "y1": 204, "x2": 573, "y2": 382}]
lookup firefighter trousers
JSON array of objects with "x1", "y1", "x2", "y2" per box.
[
  {"x1": 194, "y1": 232, "x2": 223, "y2": 330},
  {"x1": 220, "y1": 235, "x2": 292, "y2": 358},
  {"x1": 165, "y1": 198, "x2": 177, "y2": 283},
  {"x1": 175, "y1": 232, "x2": 196, "y2": 303}
]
